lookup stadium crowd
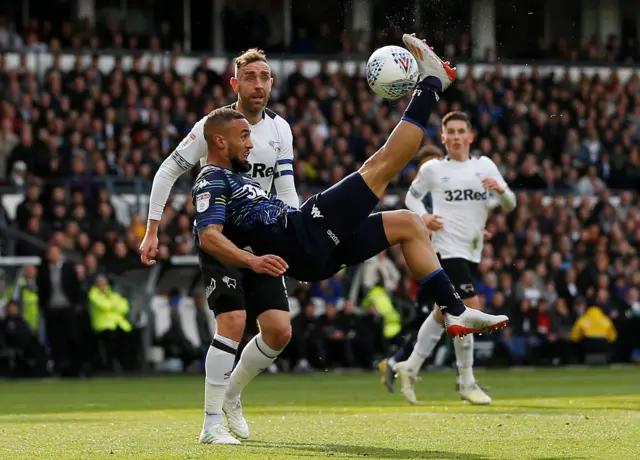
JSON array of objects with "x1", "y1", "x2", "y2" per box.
[
  {"x1": 2, "y1": 14, "x2": 640, "y2": 62},
  {"x1": 1, "y1": 24, "x2": 640, "y2": 376}
]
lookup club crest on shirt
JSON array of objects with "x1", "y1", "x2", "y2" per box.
[{"x1": 269, "y1": 140, "x2": 281, "y2": 152}]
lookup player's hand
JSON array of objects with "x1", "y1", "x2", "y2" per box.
[
  {"x1": 482, "y1": 178, "x2": 505, "y2": 194},
  {"x1": 139, "y1": 233, "x2": 159, "y2": 266},
  {"x1": 423, "y1": 214, "x2": 444, "y2": 231},
  {"x1": 483, "y1": 230, "x2": 493, "y2": 241},
  {"x1": 249, "y1": 255, "x2": 289, "y2": 276}
]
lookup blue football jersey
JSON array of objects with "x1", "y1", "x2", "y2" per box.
[{"x1": 192, "y1": 164, "x2": 294, "y2": 250}]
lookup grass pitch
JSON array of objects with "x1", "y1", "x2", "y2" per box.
[{"x1": 1, "y1": 367, "x2": 639, "y2": 459}]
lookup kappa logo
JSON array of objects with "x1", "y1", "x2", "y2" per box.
[
  {"x1": 193, "y1": 179, "x2": 211, "y2": 192},
  {"x1": 205, "y1": 278, "x2": 216, "y2": 298},
  {"x1": 222, "y1": 276, "x2": 237, "y2": 289},
  {"x1": 311, "y1": 204, "x2": 323, "y2": 219}
]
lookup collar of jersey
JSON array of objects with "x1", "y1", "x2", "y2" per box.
[{"x1": 203, "y1": 163, "x2": 239, "y2": 174}]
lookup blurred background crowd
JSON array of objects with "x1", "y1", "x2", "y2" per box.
[{"x1": 1, "y1": 0, "x2": 639, "y2": 378}]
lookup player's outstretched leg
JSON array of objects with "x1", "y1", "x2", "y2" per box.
[
  {"x1": 200, "y1": 312, "x2": 245, "y2": 445},
  {"x1": 380, "y1": 211, "x2": 508, "y2": 336}
]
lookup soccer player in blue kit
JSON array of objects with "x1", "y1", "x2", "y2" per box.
[{"x1": 193, "y1": 35, "x2": 509, "y2": 443}]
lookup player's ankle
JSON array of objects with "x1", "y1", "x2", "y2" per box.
[
  {"x1": 204, "y1": 412, "x2": 223, "y2": 428},
  {"x1": 402, "y1": 83, "x2": 439, "y2": 132},
  {"x1": 417, "y1": 76, "x2": 443, "y2": 92},
  {"x1": 457, "y1": 367, "x2": 475, "y2": 386},
  {"x1": 418, "y1": 269, "x2": 465, "y2": 316}
]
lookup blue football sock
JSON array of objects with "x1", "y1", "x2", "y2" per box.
[{"x1": 418, "y1": 269, "x2": 465, "y2": 316}]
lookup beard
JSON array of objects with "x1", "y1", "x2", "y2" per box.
[{"x1": 231, "y1": 156, "x2": 251, "y2": 173}]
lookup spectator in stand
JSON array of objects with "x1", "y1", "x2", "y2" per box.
[
  {"x1": 571, "y1": 303, "x2": 617, "y2": 364},
  {"x1": 36, "y1": 244, "x2": 87, "y2": 376}
]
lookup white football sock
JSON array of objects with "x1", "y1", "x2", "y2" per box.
[
  {"x1": 453, "y1": 334, "x2": 475, "y2": 386},
  {"x1": 203, "y1": 334, "x2": 238, "y2": 429},
  {"x1": 405, "y1": 311, "x2": 444, "y2": 371},
  {"x1": 226, "y1": 333, "x2": 280, "y2": 400}
]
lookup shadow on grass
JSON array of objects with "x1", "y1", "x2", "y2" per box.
[
  {"x1": 246, "y1": 439, "x2": 490, "y2": 459},
  {"x1": 247, "y1": 440, "x2": 591, "y2": 460}
]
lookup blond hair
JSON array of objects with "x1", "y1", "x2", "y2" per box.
[{"x1": 234, "y1": 48, "x2": 268, "y2": 75}]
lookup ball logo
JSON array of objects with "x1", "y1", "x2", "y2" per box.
[{"x1": 395, "y1": 53, "x2": 412, "y2": 73}]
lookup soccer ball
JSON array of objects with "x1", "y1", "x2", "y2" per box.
[{"x1": 366, "y1": 45, "x2": 420, "y2": 100}]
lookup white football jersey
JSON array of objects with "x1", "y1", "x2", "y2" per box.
[
  {"x1": 171, "y1": 105, "x2": 294, "y2": 193},
  {"x1": 408, "y1": 156, "x2": 508, "y2": 263}
]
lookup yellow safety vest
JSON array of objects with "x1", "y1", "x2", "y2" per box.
[
  {"x1": 363, "y1": 286, "x2": 402, "y2": 339},
  {"x1": 88, "y1": 285, "x2": 133, "y2": 333},
  {"x1": 3, "y1": 278, "x2": 39, "y2": 333}
]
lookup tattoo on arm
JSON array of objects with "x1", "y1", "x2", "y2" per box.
[{"x1": 198, "y1": 224, "x2": 223, "y2": 235}]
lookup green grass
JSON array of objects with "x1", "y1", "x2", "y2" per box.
[{"x1": 1, "y1": 367, "x2": 639, "y2": 459}]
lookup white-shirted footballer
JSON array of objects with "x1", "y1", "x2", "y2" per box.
[
  {"x1": 405, "y1": 155, "x2": 516, "y2": 263},
  {"x1": 148, "y1": 105, "x2": 298, "y2": 222}
]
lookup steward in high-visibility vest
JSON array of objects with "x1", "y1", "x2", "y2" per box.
[
  {"x1": 87, "y1": 278, "x2": 132, "y2": 334},
  {"x1": 3, "y1": 277, "x2": 39, "y2": 334},
  {"x1": 362, "y1": 286, "x2": 401, "y2": 339}
]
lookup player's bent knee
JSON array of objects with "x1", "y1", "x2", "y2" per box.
[
  {"x1": 261, "y1": 323, "x2": 292, "y2": 351},
  {"x1": 258, "y1": 310, "x2": 292, "y2": 350},
  {"x1": 382, "y1": 210, "x2": 428, "y2": 244},
  {"x1": 214, "y1": 310, "x2": 247, "y2": 342}
]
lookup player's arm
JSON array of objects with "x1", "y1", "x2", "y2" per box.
[
  {"x1": 404, "y1": 165, "x2": 430, "y2": 217},
  {"x1": 195, "y1": 184, "x2": 288, "y2": 276},
  {"x1": 146, "y1": 128, "x2": 206, "y2": 231},
  {"x1": 273, "y1": 120, "x2": 299, "y2": 208},
  {"x1": 140, "y1": 127, "x2": 206, "y2": 265},
  {"x1": 197, "y1": 224, "x2": 256, "y2": 268},
  {"x1": 405, "y1": 161, "x2": 442, "y2": 231},
  {"x1": 482, "y1": 158, "x2": 516, "y2": 211}
]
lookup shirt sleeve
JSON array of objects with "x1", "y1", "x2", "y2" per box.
[
  {"x1": 405, "y1": 161, "x2": 434, "y2": 216},
  {"x1": 482, "y1": 157, "x2": 517, "y2": 211},
  {"x1": 148, "y1": 124, "x2": 207, "y2": 221},
  {"x1": 193, "y1": 173, "x2": 230, "y2": 229},
  {"x1": 273, "y1": 119, "x2": 299, "y2": 208}
]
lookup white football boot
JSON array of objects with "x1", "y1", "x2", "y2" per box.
[
  {"x1": 444, "y1": 307, "x2": 509, "y2": 338},
  {"x1": 199, "y1": 423, "x2": 241, "y2": 445},
  {"x1": 223, "y1": 396, "x2": 250, "y2": 440},
  {"x1": 402, "y1": 34, "x2": 457, "y2": 91},
  {"x1": 459, "y1": 382, "x2": 493, "y2": 405},
  {"x1": 393, "y1": 361, "x2": 421, "y2": 405}
]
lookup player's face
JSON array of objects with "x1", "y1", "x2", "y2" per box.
[
  {"x1": 227, "y1": 118, "x2": 253, "y2": 173},
  {"x1": 442, "y1": 120, "x2": 473, "y2": 160},
  {"x1": 231, "y1": 61, "x2": 273, "y2": 113}
]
